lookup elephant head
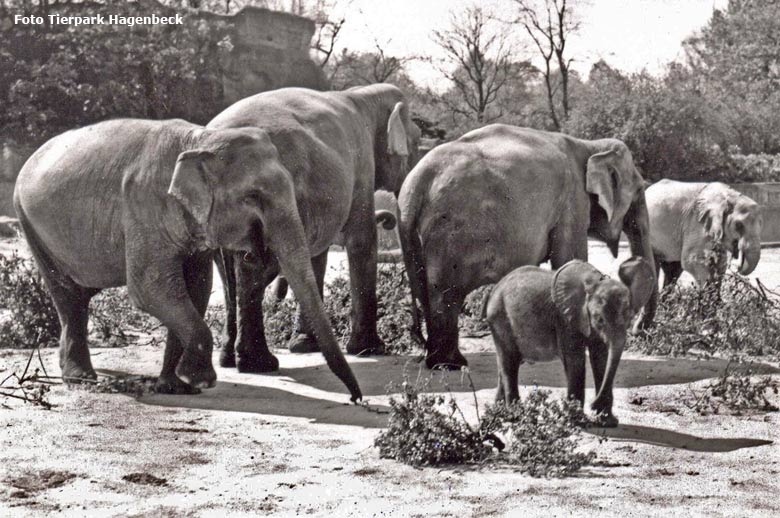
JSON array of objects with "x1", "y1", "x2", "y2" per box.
[
  {"x1": 168, "y1": 127, "x2": 361, "y2": 401},
  {"x1": 373, "y1": 94, "x2": 421, "y2": 196},
  {"x1": 697, "y1": 188, "x2": 762, "y2": 275},
  {"x1": 552, "y1": 258, "x2": 654, "y2": 415}
]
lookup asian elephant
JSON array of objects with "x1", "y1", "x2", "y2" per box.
[
  {"x1": 398, "y1": 124, "x2": 656, "y2": 369},
  {"x1": 266, "y1": 209, "x2": 398, "y2": 302},
  {"x1": 485, "y1": 258, "x2": 655, "y2": 426},
  {"x1": 13, "y1": 118, "x2": 361, "y2": 400},
  {"x1": 643, "y1": 179, "x2": 762, "y2": 322},
  {"x1": 209, "y1": 84, "x2": 419, "y2": 373}
]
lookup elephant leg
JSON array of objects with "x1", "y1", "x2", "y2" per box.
[
  {"x1": 343, "y1": 217, "x2": 385, "y2": 356},
  {"x1": 270, "y1": 276, "x2": 289, "y2": 301},
  {"x1": 661, "y1": 261, "x2": 682, "y2": 289},
  {"x1": 157, "y1": 253, "x2": 214, "y2": 394},
  {"x1": 216, "y1": 250, "x2": 238, "y2": 368},
  {"x1": 638, "y1": 258, "x2": 663, "y2": 330},
  {"x1": 47, "y1": 275, "x2": 99, "y2": 383},
  {"x1": 288, "y1": 251, "x2": 328, "y2": 354},
  {"x1": 491, "y1": 322, "x2": 521, "y2": 404},
  {"x1": 126, "y1": 246, "x2": 216, "y2": 393},
  {"x1": 587, "y1": 339, "x2": 618, "y2": 426},
  {"x1": 559, "y1": 338, "x2": 587, "y2": 410},
  {"x1": 424, "y1": 271, "x2": 467, "y2": 369},
  {"x1": 234, "y1": 252, "x2": 280, "y2": 373}
]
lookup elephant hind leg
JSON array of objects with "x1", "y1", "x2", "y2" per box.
[
  {"x1": 490, "y1": 319, "x2": 521, "y2": 404},
  {"x1": 661, "y1": 261, "x2": 683, "y2": 288},
  {"x1": 19, "y1": 217, "x2": 98, "y2": 382},
  {"x1": 424, "y1": 278, "x2": 467, "y2": 370}
]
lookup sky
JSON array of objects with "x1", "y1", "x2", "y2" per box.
[{"x1": 329, "y1": 0, "x2": 729, "y2": 90}]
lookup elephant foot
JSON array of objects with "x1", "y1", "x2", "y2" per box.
[
  {"x1": 288, "y1": 334, "x2": 320, "y2": 354},
  {"x1": 155, "y1": 376, "x2": 201, "y2": 395},
  {"x1": 590, "y1": 411, "x2": 619, "y2": 428},
  {"x1": 425, "y1": 348, "x2": 468, "y2": 370},
  {"x1": 237, "y1": 352, "x2": 279, "y2": 373},
  {"x1": 346, "y1": 334, "x2": 386, "y2": 356},
  {"x1": 219, "y1": 348, "x2": 236, "y2": 368},
  {"x1": 61, "y1": 364, "x2": 97, "y2": 384}
]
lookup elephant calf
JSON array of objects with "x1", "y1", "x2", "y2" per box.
[{"x1": 485, "y1": 258, "x2": 654, "y2": 426}]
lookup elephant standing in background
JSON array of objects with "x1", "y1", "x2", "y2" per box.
[
  {"x1": 398, "y1": 124, "x2": 656, "y2": 369},
  {"x1": 643, "y1": 179, "x2": 762, "y2": 322},
  {"x1": 13, "y1": 119, "x2": 360, "y2": 400},
  {"x1": 485, "y1": 258, "x2": 655, "y2": 427},
  {"x1": 210, "y1": 84, "x2": 419, "y2": 373}
]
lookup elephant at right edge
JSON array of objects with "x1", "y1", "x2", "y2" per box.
[
  {"x1": 398, "y1": 124, "x2": 656, "y2": 369},
  {"x1": 643, "y1": 179, "x2": 762, "y2": 323}
]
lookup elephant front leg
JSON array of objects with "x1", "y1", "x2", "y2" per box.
[
  {"x1": 216, "y1": 250, "x2": 238, "y2": 368},
  {"x1": 559, "y1": 336, "x2": 587, "y2": 416},
  {"x1": 343, "y1": 223, "x2": 385, "y2": 356},
  {"x1": 587, "y1": 339, "x2": 618, "y2": 427},
  {"x1": 234, "y1": 253, "x2": 280, "y2": 373},
  {"x1": 288, "y1": 251, "x2": 328, "y2": 354},
  {"x1": 128, "y1": 252, "x2": 217, "y2": 393}
]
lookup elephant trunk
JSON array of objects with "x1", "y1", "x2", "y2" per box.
[
  {"x1": 624, "y1": 193, "x2": 657, "y2": 331},
  {"x1": 737, "y1": 236, "x2": 760, "y2": 275},
  {"x1": 267, "y1": 204, "x2": 362, "y2": 402},
  {"x1": 591, "y1": 334, "x2": 625, "y2": 414}
]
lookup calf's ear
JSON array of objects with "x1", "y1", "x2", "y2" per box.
[{"x1": 618, "y1": 256, "x2": 655, "y2": 313}]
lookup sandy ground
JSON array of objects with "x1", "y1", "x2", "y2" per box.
[{"x1": 1, "y1": 236, "x2": 779, "y2": 517}]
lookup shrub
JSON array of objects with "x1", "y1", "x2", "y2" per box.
[
  {"x1": 459, "y1": 285, "x2": 492, "y2": 337},
  {"x1": 375, "y1": 374, "x2": 596, "y2": 476},
  {"x1": 630, "y1": 274, "x2": 780, "y2": 358},
  {"x1": 482, "y1": 392, "x2": 596, "y2": 477},
  {"x1": 689, "y1": 363, "x2": 779, "y2": 415},
  {"x1": 0, "y1": 253, "x2": 59, "y2": 348},
  {"x1": 89, "y1": 288, "x2": 162, "y2": 347}
]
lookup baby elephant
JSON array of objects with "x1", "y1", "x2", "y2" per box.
[{"x1": 485, "y1": 258, "x2": 655, "y2": 426}]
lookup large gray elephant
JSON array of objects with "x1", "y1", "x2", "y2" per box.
[
  {"x1": 398, "y1": 124, "x2": 656, "y2": 369},
  {"x1": 13, "y1": 119, "x2": 361, "y2": 400},
  {"x1": 643, "y1": 179, "x2": 762, "y2": 321},
  {"x1": 210, "y1": 84, "x2": 419, "y2": 373},
  {"x1": 485, "y1": 258, "x2": 655, "y2": 427}
]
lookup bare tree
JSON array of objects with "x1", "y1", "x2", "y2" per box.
[
  {"x1": 432, "y1": 7, "x2": 517, "y2": 123},
  {"x1": 509, "y1": 0, "x2": 580, "y2": 130}
]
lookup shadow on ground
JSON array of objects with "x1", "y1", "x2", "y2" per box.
[{"x1": 586, "y1": 424, "x2": 773, "y2": 452}]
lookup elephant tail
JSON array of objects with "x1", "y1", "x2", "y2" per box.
[{"x1": 397, "y1": 187, "x2": 430, "y2": 345}]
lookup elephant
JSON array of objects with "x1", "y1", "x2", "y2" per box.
[
  {"x1": 398, "y1": 124, "x2": 656, "y2": 369},
  {"x1": 266, "y1": 209, "x2": 398, "y2": 302},
  {"x1": 13, "y1": 118, "x2": 361, "y2": 400},
  {"x1": 209, "y1": 84, "x2": 419, "y2": 373},
  {"x1": 485, "y1": 257, "x2": 655, "y2": 427},
  {"x1": 643, "y1": 179, "x2": 762, "y2": 323}
]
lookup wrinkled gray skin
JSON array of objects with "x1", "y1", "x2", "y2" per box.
[
  {"x1": 644, "y1": 180, "x2": 762, "y2": 323},
  {"x1": 210, "y1": 84, "x2": 419, "y2": 372},
  {"x1": 267, "y1": 210, "x2": 397, "y2": 301},
  {"x1": 13, "y1": 119, "x2": 361, "y2": 400},
  {"x1": 486, "y1": 258, "x2": 655, "y2": 427},
  {"x1": 398, "y1": 125, "x2": 656, "y2": 369}
]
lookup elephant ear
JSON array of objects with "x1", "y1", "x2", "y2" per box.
[
  {"x1": 551, "y1": 260, "x2": 603, "y2": 337},
  {"x1": 169, "y1": 150, "x2": 217, "y2": 226},
  {"x1": 696, "y1": 187, "x2": 735, "y2": 241},
  {"x1": 387, "y1": 102, "x2": 409, "y2": 156},
  {"x1": 586, "y1": 148, "x2": 618, "y2": 223},
  {"x1": 618, "y1": 256, "x2": 656, "y2": 313}
]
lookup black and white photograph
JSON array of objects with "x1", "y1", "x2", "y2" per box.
[{"x1": 0, "y1": 0, "x2": 778, "y2": 515}]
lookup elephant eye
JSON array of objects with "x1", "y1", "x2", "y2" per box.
[{"x1": 242, "y1": 191, "x2": 263, "y2": 205}]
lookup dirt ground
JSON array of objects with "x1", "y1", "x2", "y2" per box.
[{"x1": 1, "y1": 236, "x2": 779, "y2": 517}]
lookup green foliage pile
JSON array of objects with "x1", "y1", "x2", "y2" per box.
[
  {"x1": 630, "y1": 274, "x2": 780, "y2": 358},
  {"x1": 459, "y1": 285, "x2": 492, "y2": 337},
  {"x1": 375, "y1": 377, "x2": 595, "y2": 476},
  {"x1": 0, "y1": 253, "x2": 60, "y2": 348},
  {"x1": 1, "y1": 1, "x2": 227, "y2": 146}
]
